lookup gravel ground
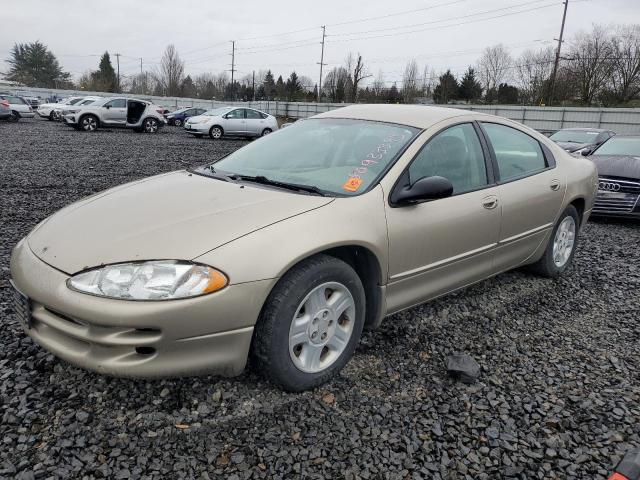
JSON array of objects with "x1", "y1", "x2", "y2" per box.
[{"x1": 1, "y1": 118, "x2": 639, "y2": 480}]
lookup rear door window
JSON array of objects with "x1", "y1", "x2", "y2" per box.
[{"x1": 481, "y1": 123, "x2": 547, "y2": 182}]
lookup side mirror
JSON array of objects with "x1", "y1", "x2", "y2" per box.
[
  {"x1": 581, "y1": 149, "x2": 592, "y2": 156},
  {"x1": 393, "y1": 176, "x2": 454, "y2": 206},
  {"x1": 104, "y1": 105, "x2": 111, "y2": 109}
]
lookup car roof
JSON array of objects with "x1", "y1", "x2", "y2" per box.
[{"x1": 312, "y1": 104, "x2": 485, "y2": 129}]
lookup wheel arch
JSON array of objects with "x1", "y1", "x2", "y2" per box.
[
  {"x1": 566, "y1": 196, "x2": 585, "y2": 226},
  {"x1": 210, "y1": 124, "x2": 224, "y2": 135},
  {"x1": 79, "y1": 112, "x2": 100, "y2": 128}
]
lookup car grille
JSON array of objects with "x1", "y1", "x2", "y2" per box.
[
  {"x1": 10, "y1": 280, "x2": 32, "y2": 328},
  {"x1": 593, "y1": 178, "x2": 640, "y2": 214}
]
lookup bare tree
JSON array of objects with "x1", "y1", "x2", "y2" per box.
[
  {"x1": 156, "y1": 44, "x2": 184, "y2": 96},
  {"x1": 402, "y1": 59, "x2": 419, "y2": 103},
  {"x1": 515, "y1": 47, "x2": 554, "y2": 104},
  {"x1": 130, "y1": 71, "x2": 154, "y2": 95},
  {"x1": 476, "y1": 44, "x2": 513, "y2": 93},
  {"x1": 349, "y1": 53, "x2": 369, "y2": 102},
  {"x1": 421, "y1": 65, "x2": 436, "y2": 98},
  {"x1": 372, "y1": 70, "x2": 385, "y2": 98},
  {"x1": 609, "y1": 24, "x2": 640, "y2": 103},
  {"x1": 565, "y1": 25, "x2": 614, "y2": 105}
]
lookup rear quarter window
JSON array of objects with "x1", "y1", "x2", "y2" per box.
[{"x1": 482, "y1": 123, "x2": 547, "y2": 182}]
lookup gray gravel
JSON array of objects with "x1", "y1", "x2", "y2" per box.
[{"x1": 1, "y1": 118, "x2": 639, "y2": 479}]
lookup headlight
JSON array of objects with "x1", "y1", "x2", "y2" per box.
[
  {"x1": 67, "y1": 261, "x2": 228, "y2": 300},
  {"x1": 66, "y1": 109, "x2": 79, "y2": 114}
]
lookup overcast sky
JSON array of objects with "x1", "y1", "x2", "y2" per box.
[{"x1": 2, "y1": 0, "x2": 638, "y2": 88}]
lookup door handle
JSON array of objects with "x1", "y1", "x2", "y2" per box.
[
  {"x1": 550, "y1": 179, "x2": 560, "y2": 191},
  {"x1": 482, "y1": 195, "x2": 499, "y2": 210}
]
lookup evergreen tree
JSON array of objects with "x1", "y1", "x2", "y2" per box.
[
  {"x1": 433, "y1": 70, "x2": 459, "y2": 104},
  {"x1": 497, "y1": 83, "x2": 519, "y2": 104},
  {"x1": 6, "y1": 41, "x2": 70, "y2": 88},
  {"x1": 275, "y1": 75, "x2": 285, "y2": 100},
  {"x1": 458, "y1": 67, "x2": 482, "y2": 103},
  {"x1": 181, "y1": 75, "x2": 196, "y2": 98},
  {"x1": 263, "y1": 70, "x2": 276, "y2": 100},
  {"x1": 285, "y1": 71, "x2": 301, "y2": 101},
  {"x1": 91, "y1": 52, "x2": 118, "y2": 92},
  {"x1": 387, "y1": 83, "x2": 400, "y2": 103}
]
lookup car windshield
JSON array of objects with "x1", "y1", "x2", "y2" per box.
[
  {"x1": 203, "y1": 107, "x2": 232, "y2": 116},
  {"x1": 550, "y1": 130, "x2": 601, "y2": 143},
  {"x1": 79, "y1": 99, "x2": 97, "y2": 105},
  {"x1": 211, "y1": 118, "x2": 419, "y2": 196},
  {"x1": 592, "y1": 137, "x2": 640, "y2": 156},
  {"x1": 68, "y1": 98, "x2": 83, "y2": 105}
]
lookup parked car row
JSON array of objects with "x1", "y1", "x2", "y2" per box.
[{"x1": 549, "y1": 127, "x2": 639, "y2": 219}]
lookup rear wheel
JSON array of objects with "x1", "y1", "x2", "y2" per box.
[
  {"x1": 252, "y1": 255, "x2": 365, "y2": 392},
  {"x1": 173, "y1": 118, "x2": 183, "y2": 127},
  {"x1": 261, "y1": 128, "x2": 272, "y2": 136},
  {"x1": 142, "y1": 118, "x2": 159, "y2": 133},
  {"x1": 529, "y1": 205, "x2": 579, "y2": 277},
  {"x1": 9, "y1": 111, "x2": 20, "y2": 122},
  {"x1": 209, "y1": 126, "x2": 223, "y2": 139},
  {"x1": 80, "y1": 115, "x2": 98, "y2": 132},
  {"x1": 47, "y1": 112, "x2": 54, "y2": 121}
]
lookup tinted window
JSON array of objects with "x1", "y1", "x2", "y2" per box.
[
  {"x1": 482, "y1": 123, "x2": 546, "y2": 181},
  {"x1": 105, "y1": 99, "x2": 127, "y2": 108},
  {"x1": 184, "y1": 109, "x2": 195, "y2": 115},
  {"x1": 409, "y1": 123, "x2": 488, "y2": 194},
  {"x1": 69, "y1": 98, "x2": 83, "y2": 105},
  {"x1": 245, "y1": 109, "x2": 263, "y2": 119},
  {"x1": 226, "y1": 109, "x2": 245, "y2": 119}
]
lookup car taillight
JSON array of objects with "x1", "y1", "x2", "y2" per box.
[
  {"x1": 156, "y1": 109, "x2": 164, "y2": 114},
  {"x1": 0, "y1": 100, "x2": 8, "y2": 107}
]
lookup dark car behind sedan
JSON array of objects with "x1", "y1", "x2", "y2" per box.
[
  {"x1": 550, "y1": 128, "x2": 615, "y2": 155},
  {"x1": 165, "y1": 107, "x2": 207, "y2": 126},
  {"x1": 588, "y1": 135, "x2": 640, "y2": 219}
]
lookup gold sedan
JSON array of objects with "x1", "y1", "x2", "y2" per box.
[{"x1": 10, "y1": 105, "x2": 597, "y2": 391}]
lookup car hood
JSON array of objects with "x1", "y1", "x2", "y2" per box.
[
  {"x1": 590, "y1": 155, "x2": 640, "y2": 180},
  {"x1": 554, "y1": 141, "x2": 591, "y2": 152},
  {"x1": 28, "y1": 170, "x2": 333, "y2": 274}
]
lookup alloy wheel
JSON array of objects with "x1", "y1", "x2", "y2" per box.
[
  {"x1": 211, "y1": 127, "x2": 222, "y2": 139},
  {"x1": 144, "y1": 119, "x2": 158, "y2": 133},
  {"x1": 82, "y1": 116, "x2": 97, "y2": 131},
  {"x1": 288, "y1": 282, "x2": 356, "y2": 373},
  {"x1": 552, "y1": 216, "x2": 576, "y2": 267},
  {"x1": 174, "y1": 119, "x2": 182, "y2": 127}
]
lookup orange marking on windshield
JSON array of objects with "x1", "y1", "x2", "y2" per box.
[{"x1": 343, "y1": 177, "x2": 363, "y2": 192}]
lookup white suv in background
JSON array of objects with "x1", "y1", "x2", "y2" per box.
[
  {"x1": 53, "y1": 96, "x2": 103, "y2": 120},
  {"x1": 37, "y1": 96, "x2": 85, "y2": 120},
  {"x1": 63, "y1": 97, "x2": 167, "y2": 133}
]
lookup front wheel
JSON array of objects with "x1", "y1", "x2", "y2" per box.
[
  {"x1": 261, "y1": 128, "x2": 272, "y2": 137},
  {"x1": 9, "y1": 111, "x2": 20, "y2": 122},
  {"x1": 252, "y1": 255, "x2": 365, "y2": 392},
  {"x1": 80, "y1": 115, "x2": 98, "y2": 132},
  {"x1": 173, "y1": 118, "x2": 182, "y2": 127},
  {"x1": 529, "y1": 205, "x2": 579, "y2": 277},
  {"x1": 209, "y1": 126, "x2": 223, "y2": 139}
]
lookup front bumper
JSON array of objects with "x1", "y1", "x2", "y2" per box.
[
  {"x1": 63, "y1": 114, "x2": 78, "y2": 126},
  {"x1": 9, "y1": 239, "x2": 276, "y2": 378},
  {"x1": 184, "y1": 122, "x2": 210, "y2": 134},
  {"x1": 592, "y1": 180, "x2": 640, "y2": 219}
]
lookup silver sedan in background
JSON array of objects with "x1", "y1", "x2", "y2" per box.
[{"x1": 184, "y1": 106, "x2": 279, "y2": 139}]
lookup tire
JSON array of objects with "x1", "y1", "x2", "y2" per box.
[
  {"x1": 529, "y1": 205, "x2": 580, "y2": 278},
  {"x1": 209, "y1": 125, "x2": 223, "y2": 140},
  {"x1": 173, "y1": 118, "x2": 182, "y2": 127},
  {"x1": 142, "y1": 118, "x2": 160, "y2": 133},
  {"x1": 79, "y1": 114, "x2": 99, "y2": 132},
  {"x1": 9, "y1": 111, "x2": 20, "y2": 123},
  {"x1": 47, "y1": 112, "x2": 54, "y2": 121},
  {"x1": 252, "y1": 255, "x2": 366, "y2": 392},
  {"x1": 261, "y1": 128, "x2": 272, "y2": 137}
]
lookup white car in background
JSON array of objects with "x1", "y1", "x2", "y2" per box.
[
  {"x1": 37, "y1": 96, "x2": 85, "y2": 120},
  {"x1": 184, "y1": 106, "x2": 278, "y2": 139},
  {"x1": 53, "y1": 96, "x2": 102, "y2": 121},
  {"x1": 0, "y1": 94, "x2": 35, "y2": 120}
]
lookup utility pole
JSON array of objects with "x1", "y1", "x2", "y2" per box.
[
  {"x1": 230, "y1": 41, "x2": 236, "y2": 100},
  {"x1": 115, "y1": 53, "x2": 121, "y2": 91},
  {"x1": 140, "y1": 57, "x2": 143, "y2": 75},
  {"x1": 317, "y1": 26, "x2": 327, "y2": 102},
  {"x1": 252, "y1": 70, "x2": 256, "y2": 102},
  {"x1": 548, "y1": 0, "x2": 568, "y2": 105}
]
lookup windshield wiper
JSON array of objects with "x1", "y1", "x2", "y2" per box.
[
  {"x1": 231, "y1": 174, "x2": 326, "y2": 196},
  {"x1": 190, "y1": 165, "x2": 235, "y2": 182}
]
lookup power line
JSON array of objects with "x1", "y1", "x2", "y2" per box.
[{"x1": 329, "y1": 0, "x2": 552, "y2": 37}]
